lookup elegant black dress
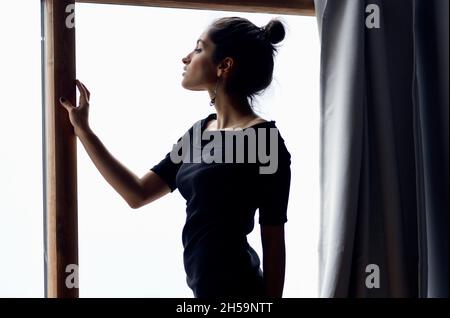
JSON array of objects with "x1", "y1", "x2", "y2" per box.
[{"x1": 150, "y1": 113, "x2": 291, "y2": 297}]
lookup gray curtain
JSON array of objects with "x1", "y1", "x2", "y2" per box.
[{"x1": 314, "y1": 0, "x2": 448, "y2": 297}]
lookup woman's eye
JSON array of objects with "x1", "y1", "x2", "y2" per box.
[{"x1": 194, "y1": 48, "x2": 202, "y2": 53}]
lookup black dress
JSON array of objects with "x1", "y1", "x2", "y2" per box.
[{"x1": 150, "y1": 113, "x2": 291, "y2": 298}]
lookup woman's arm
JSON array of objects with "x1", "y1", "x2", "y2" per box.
[
  {"x1": 76, "y1": 127, "x2": 143, "y2": 208},
  {"x1": 59, "y1": 80, "x2": 170, "y2": 209},
  {"x1": 260, "y1": 224, "x2": 286, "y2": 298}
]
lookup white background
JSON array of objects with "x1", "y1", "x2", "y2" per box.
[{"x1": 0, "y1": 1, "x2": 320, "y2": 298}]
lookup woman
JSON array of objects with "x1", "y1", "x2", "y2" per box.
[{"x1": 60, "y1": 17, "x2": 291, "y2": 298}]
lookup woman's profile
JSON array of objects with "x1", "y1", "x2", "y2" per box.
[{"x1": 59, "y1": 17, "x2": 291, "y2": 298}]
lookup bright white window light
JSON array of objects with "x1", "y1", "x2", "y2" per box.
[
  {"x1": 75, "y1": 3, "x2": 320, "y2": 298},
  {"x1": 0, "y1": 0, "x2": 44, "y2": 297}
]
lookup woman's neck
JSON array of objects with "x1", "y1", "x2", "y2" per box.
[{"x1": 210, "y1": 91, "x2": 256, "y2": 129}]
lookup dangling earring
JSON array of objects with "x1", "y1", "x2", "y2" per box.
[{"x1": 210, "y1": 77, "x2": 220, "y2": 106}]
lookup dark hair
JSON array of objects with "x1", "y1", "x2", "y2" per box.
[{"x1": 207, "y1": 17, "x2": 286, "y2": 108}]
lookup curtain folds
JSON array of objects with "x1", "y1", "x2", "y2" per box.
[{"x1": 314, "y1": 0, "x2": 448, "y2": 297}]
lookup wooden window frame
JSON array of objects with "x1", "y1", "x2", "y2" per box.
[{"x1": 41, "y1": 0, "x2": 315, "y2": 298}]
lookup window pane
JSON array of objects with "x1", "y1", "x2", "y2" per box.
[
  {"x1": 0, "y1": 1, "x2": 44, "y2": 297},
  {"x1": 76, "y1": 3, "x2": 320, "y2": 297}
]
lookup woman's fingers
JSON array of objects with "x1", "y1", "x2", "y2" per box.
[
  {"x1": 75, "y1": 79, "x2": 89, "y2": 105},
  {"x1": 75, "y1": 80, "x2": 87, "y2": 104},
  {"x1": 59, "y1": 97, "x2": 73, "y2": 110},
  {"x1": 78, "y1": 80, "x2": 90, "y2": 99}
]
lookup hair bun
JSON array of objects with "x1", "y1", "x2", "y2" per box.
[{"x1": 264, "y1": 19, "x2": 285, "y2": 44}]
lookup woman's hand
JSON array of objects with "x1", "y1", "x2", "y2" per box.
[{"x1": 59, "y1": 79, "x2": 91, "y2": 135}]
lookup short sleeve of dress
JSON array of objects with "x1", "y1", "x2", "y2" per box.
[
  {"x1": 257, "y1": 130, "x2": 292, "y2": 225},
  {"x1": 150, "y1": 126, "x2": 193, "y2": 193},
  {"x1": 150, "y1": 148, "x2": 181, "y2": 193}
]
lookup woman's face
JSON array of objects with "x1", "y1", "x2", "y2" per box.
[{"x1": 181, "y1": 31, "x2": 218, "y2": 91}]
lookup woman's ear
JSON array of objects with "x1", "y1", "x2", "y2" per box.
[{"x1": 217, "y1": 57, "x2": 234, "y2": 77}]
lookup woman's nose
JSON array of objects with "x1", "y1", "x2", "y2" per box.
[{"x1": 182, "y1": 52, "x2": 193, "y2": 64}]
